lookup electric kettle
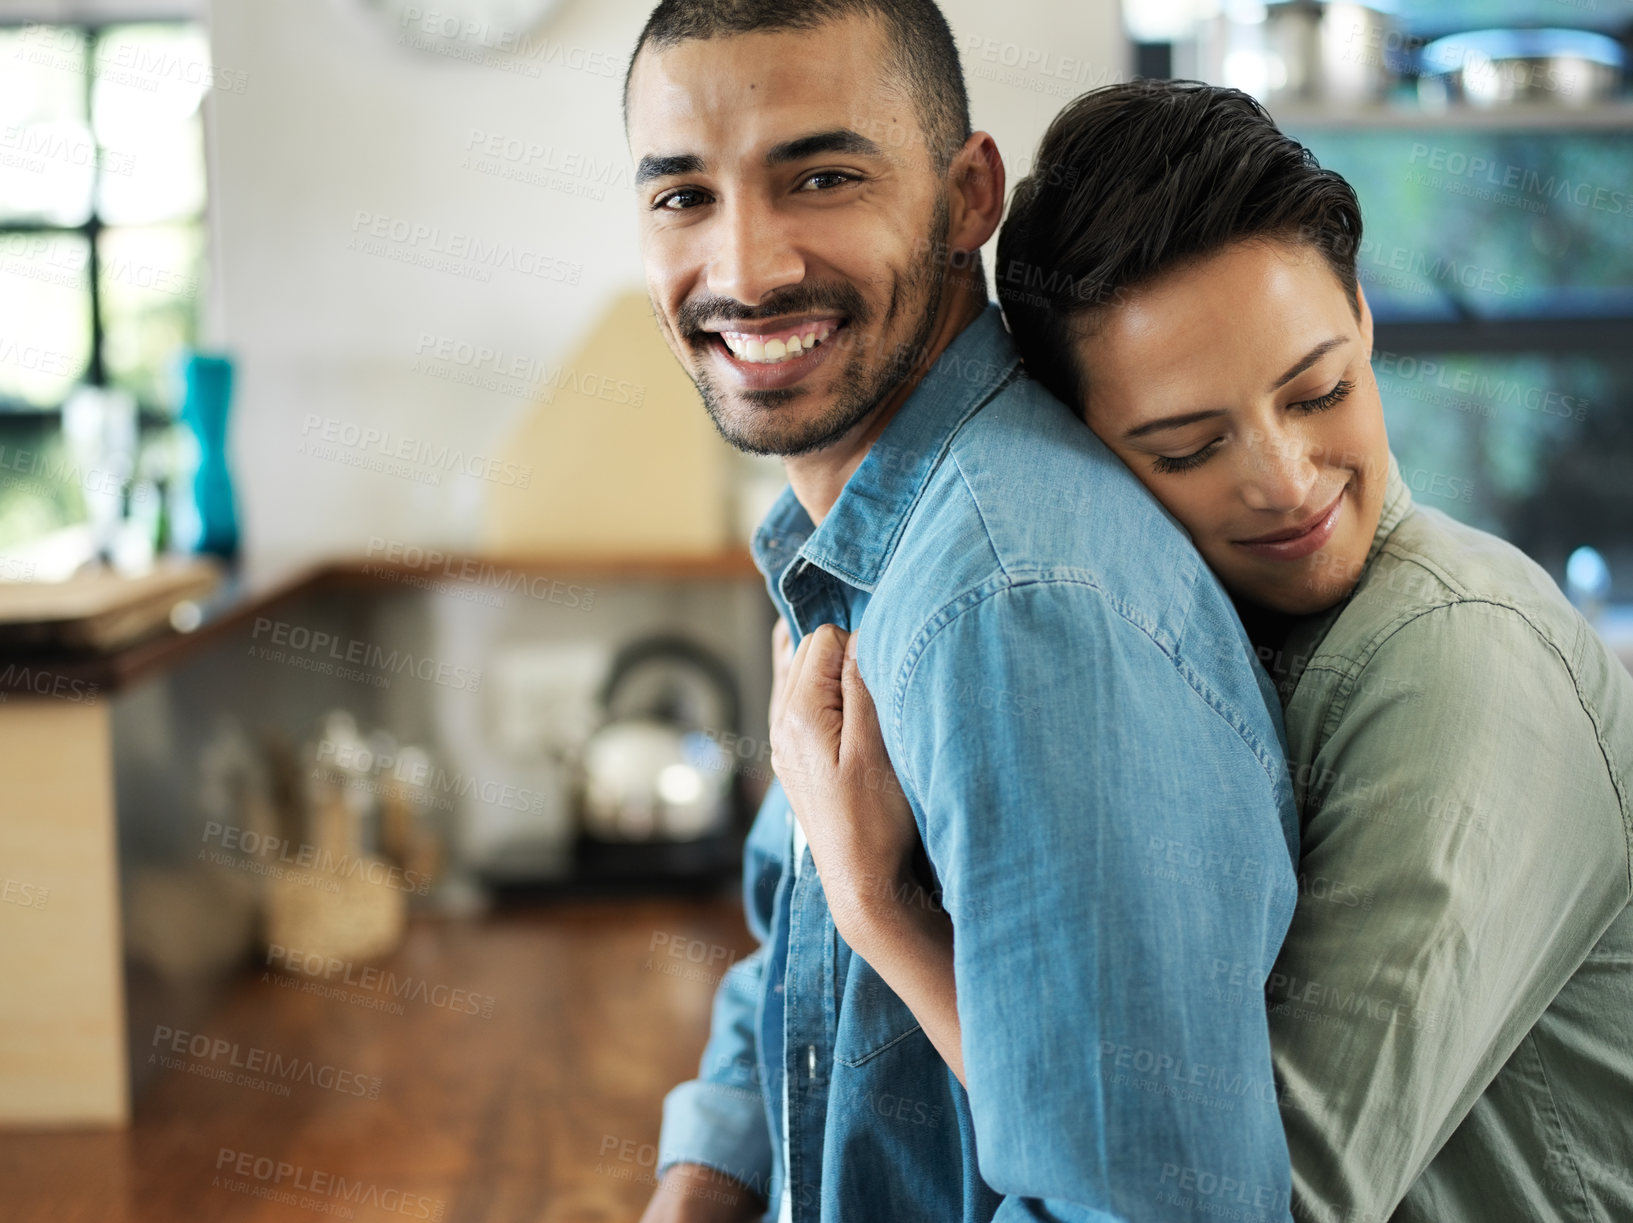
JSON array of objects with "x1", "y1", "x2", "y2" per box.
[{"x1": 578, "y1": 635, "x2": 742, "y2": 843}]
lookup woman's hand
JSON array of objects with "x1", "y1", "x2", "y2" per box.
[
  {"x1": 769, "y1": 624, "x2": 922, "y2": 936},
  {"x1": 768, "y1": 623, "x2": 968, "y2": 1086},
  {"x1": 768, "y1": 616, "x2": 794, "y2": 732}
]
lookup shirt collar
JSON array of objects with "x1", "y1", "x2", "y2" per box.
[
  {"x1": 1367, "y1": 452, "x2": 1414, "y2": 568},
  {"x1": 1268, "y1": 451, "x2": 1414, "y2": 702},
  {"x1": 750, "y1": 303, "x2": 1022, "y2": 593}
]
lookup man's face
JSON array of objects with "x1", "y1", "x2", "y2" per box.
[{"x1": 627, "y1": 16, "x2": 953, "y2": 457}]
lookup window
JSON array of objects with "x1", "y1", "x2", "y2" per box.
[
  {"x1": 0, "y1": 20, "x2": 211, "y2": 552},
  {"x1": 1291, "y1": 124, "x2": 1633, "y2": 598}
]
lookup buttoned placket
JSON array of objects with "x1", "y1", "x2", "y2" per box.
[
  {"x1": 774, "y1": 552, "x2": 863, "y2": 1223},
  {"x1": 744, "y1": 307, "x2": 1020, "y2": 1220}
]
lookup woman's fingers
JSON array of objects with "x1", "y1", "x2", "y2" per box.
[
  {"x1": 838, "y1": 632, "x2": 881, "y2": 760},
  {"x1": 768, "y1": 617, "x2": 794, "y2": 729},
  {"x1": 839, "y1": 634, "x2": 910, "y2": 810},
  {"x1": 771, "y1": 624, "x2": 849, "y2": 789},
  {"x1": 779, "y1": 621, "x2": 821, "y2": 712}
]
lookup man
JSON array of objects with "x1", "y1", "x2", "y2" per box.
[{"x1": 624, "y1": 4, "x2": 1301, "y2": 1220}]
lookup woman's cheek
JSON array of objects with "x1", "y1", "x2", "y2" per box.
[{"x1": 1175, "y1": 483, "x2": 1238, "y2": 573}]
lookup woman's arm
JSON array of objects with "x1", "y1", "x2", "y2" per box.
[
  {"x1": 1270, "y1": 601, "x2": 1631, "y2": 1221},
  {"x1": 769, "y1": 623, "x2": 968, "y2": 1086}
]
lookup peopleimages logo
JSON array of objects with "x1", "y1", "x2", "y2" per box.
[
  {"x1": 266, "y1": 944, "x2": 496, "y2": 1019},
  {"x1": 298, "y1": 413, "x2": 533, "y2": 489},
  {"x1": 363, "y1": 538, "x2": 597, "y2": 610},
  {"x1": 349, "y1": 210, "x2": 582, "y2": 285},
  {"x1": 150, "y1": 1025, "x2": 382, "y2": 1098},
  {"x1": 1406, "y1": 143, "x2": 1631, "y2": 218},
  {"x1": 249, "y1": 615, "x2": 483, "y2": 693},
  {"x1": 0, "y1": 662, "x2": 99, "y2": 703},
  {"x1": 411, "y1": 333, "x2": 644, "y2": 407},
  {"x1": 215, "y1": 1147, "x2": 445, "y2": 1220},
  {"x1": 200, "y1": 820, "x2": 434, "y2": 897},
  {"x1": 1356, "y1": 238, "x2": 1524, "y2": 299}
]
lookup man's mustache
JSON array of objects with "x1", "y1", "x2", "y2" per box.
[{"x1": 676, "y1": 284, "x2": 871, "y2": 342}]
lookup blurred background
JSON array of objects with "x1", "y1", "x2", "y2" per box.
[{"x1": 0, "y1": 0, "x2": 1627, "y2": 1220}]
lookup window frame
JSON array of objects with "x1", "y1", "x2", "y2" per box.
[{"x1": 0, "y1": 15, "x2": 209, "y2": 424}]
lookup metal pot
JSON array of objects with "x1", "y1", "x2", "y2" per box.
[
  {"x1": 1418, "y1": 28, "x2": 1625, "y2": 109},
  {"x1": 1194, "y1": 1, "x2": 1397, "y2": 108}
]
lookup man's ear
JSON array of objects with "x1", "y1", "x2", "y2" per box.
[{"x1": 945, "y1": 131, "x2": 1005, "y2": 258}]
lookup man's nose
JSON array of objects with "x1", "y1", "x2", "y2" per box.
[
  {"x1": 1239, "y1": 427, "x2": 1320, "y2": 514},
  {"x1": 706, "y1": 197, "x2": 805, "y2": 307}
]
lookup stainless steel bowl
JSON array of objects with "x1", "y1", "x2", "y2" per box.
[
  {"x1": 1418, "y1": 28, "x2": 1625, "y2": 109},
  {"x1": 1194, "y1": 1, "x2": 1398, "y2": 108}
]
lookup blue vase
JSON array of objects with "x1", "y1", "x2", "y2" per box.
[{"x1": 180, "y1": 352, "x2": 238, "y2": 560}]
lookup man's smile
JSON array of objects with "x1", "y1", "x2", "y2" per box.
[
  {"x1": 710, "y1": 317, "x2": 842, "y2": 364},
  {"x1": 697, "y1": 315, "x2": 850, "y2": 391}
]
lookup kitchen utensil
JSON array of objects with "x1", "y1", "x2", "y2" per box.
[
  {"x1": 579, "y1": 635, "x2": 741, "y2": 843},
  {"x1": 1194, "y1": 1, "x2": 1397, "y2": 109},
  {"x1": 0, "y1": 556, "x2": 220, "y2": 652},
  {"x1": 1418, "y1": 28, "x2": 1624, "y2": 109}
]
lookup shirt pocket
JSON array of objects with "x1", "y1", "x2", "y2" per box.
[{"x1": 833, "y1": 952, "x2": 925, "y2": 1068}]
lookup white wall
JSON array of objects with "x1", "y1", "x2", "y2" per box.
[{"x1": 202, "y1": 0, "x2": 1126, "y2": 570}]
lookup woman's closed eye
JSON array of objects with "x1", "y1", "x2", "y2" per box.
[
  {"x1": 1152, "y1": 438, "x2": 1224, "y2": 475},
  {"x1": 1293, "y1": 378, "x2": 1354, "y2": 414},
  {"x1": 1150, "y1": 378, "x2": 1357, "y2": 475}
]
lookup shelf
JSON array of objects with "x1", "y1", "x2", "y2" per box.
[
  {"x1": 1372, "y1": 315, "x2": 1633, "y2": 354},
  {"x1": 1275, "y1": 100, "x2": 1633, "y2": 131},
  {"x1": 0, "y1": 549, "x2": 763, "y2": 697},
  {"x1": 319, "y1": 549, "x2": 761, "y2": 586}
]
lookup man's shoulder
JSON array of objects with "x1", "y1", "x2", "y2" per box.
[{"x1": 876, "y1": 374, "x2": 1207, "y2": 640}]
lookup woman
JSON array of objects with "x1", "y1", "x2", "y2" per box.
[{"x1": 769, "y1": 82, "x2": 1633, "y2": 1222}]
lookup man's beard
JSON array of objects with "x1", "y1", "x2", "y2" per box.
[{"x1": 675, "y1": 196, "x2": 952, "y2": 458}]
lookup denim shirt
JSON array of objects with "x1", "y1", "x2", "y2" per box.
[{"x1": 657, "y1": 305, "x2": 1301, "y2": 1222}]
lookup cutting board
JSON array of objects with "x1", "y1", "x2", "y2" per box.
[{"x1": 0, "y1": 558, "x2": 222, "y2": 652}]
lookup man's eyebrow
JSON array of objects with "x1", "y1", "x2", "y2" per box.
[
  {"x1": 635, "y1": 152, "x2": 705, "y2": 186},
  {"x1": 1124, "y1": 408, "x2": 1229, "y2": 441},
  {"x1": 766, "y1": 129, "x2": 884, "y2": 165},
  {"x1": 1270, "y1": 336, "x2": 1348, "y2": 391}
]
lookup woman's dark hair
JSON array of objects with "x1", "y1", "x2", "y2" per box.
[{"x1": 996, "y1": 80, "x2": 1363, "y2": 409}]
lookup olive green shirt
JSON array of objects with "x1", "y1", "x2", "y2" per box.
[{"x1": 1263, "y1": 456, "x2": 1633, "y2": 1223}]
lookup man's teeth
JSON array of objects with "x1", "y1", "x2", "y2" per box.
[{"x1": 719, "y1": 323, "x2": 836, "y2": 364}]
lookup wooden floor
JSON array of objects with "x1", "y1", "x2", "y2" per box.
[{"x1": 0, "y1": 895, "x2": 759, "y2": 1223}]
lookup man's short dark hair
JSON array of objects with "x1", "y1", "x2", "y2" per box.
[
  {"x1": 996, "y1": 80, "x2": 1365, "y2": 409},
  {"x1": 624, "y1": 0, "x2": 972, "y2": 174}
]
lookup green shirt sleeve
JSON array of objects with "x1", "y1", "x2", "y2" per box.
[{"x1": 1269, "y1": 599, "x2": 1631, "y2": 1223}]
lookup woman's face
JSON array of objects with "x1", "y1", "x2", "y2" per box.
[{"x1": 1076, "y1": 239, "x2": 1391, "y2": 616}]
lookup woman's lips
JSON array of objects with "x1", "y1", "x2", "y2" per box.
[{"x1": 1234, "y1": 488, "x2": 1346, "y2": 561}]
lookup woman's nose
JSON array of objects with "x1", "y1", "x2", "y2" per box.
[{"x1": 1238, "y1": 428, "x2": 1320, "y2": 515}]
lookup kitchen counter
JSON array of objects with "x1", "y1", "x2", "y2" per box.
[
  {"x1": 0, "y1": 549, "x2": 759, "y2": 697},
  {"x1": 0, "y1": 549, "x2": 768, "y2": 1128},
  {"x1": 0, "y1": 896, "x2": 757, "y2": 1223}
]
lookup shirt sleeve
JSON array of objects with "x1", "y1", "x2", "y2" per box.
[
  {"x1": 1269, "y1": 600, "x2": 1631, "y2": 1221},
  {"x1": 894, "y1": 579, "x2": 1299, "y2": 1223},
  {"x1": 655, "y1": 781, "x2": 788, "y2": 1195}
]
